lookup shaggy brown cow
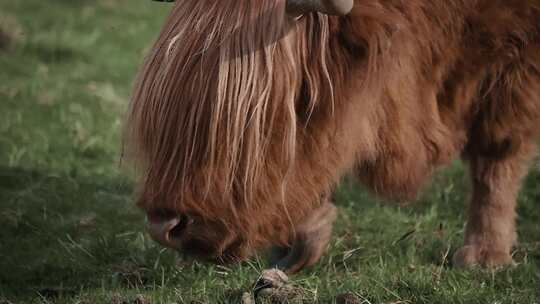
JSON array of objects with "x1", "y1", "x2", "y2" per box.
[{"x1": 125, "y1": 0, "x2": 540, "y2": 273}]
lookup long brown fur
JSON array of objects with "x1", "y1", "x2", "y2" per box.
[{"x1": 126, "y1": 0, "x2": 540, "y2": 268}]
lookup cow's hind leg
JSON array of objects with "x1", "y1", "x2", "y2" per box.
[
  {"x1": 453, "y1": 144, "x2": 536, "y2": 268},
  {"x1": 453, "y1": 55, "x2": 540, "y2": 268}
]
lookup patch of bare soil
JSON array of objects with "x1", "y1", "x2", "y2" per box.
[
  {"x1": 243, "y1": 269, "x2": 308, "y2": 304},
  {"x1": 243, "y1": 269, "x2": 367, "y2": 303},
  {"x1": 112, "y1": 262, "x2": 150, "y2": 287},
  {"x1": 336, "y1": 293, "x2": 362, "y2": 304}
]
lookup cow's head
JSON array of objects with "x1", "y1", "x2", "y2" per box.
[{"x1": 125, "y1": 0, "x2": 352, "y2": 264}]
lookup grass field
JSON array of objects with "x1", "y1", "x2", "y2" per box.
[{"x1": 0, "y1": 1, "x2": 539, "y2": 303}]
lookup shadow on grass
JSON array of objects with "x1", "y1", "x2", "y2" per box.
[
  {"x1": 0, "y1": 166, "x2": 172, "y2": 300},
  {"x1": 0, "y1": 28, "x2": 11, "y2": 51},
  {"x1": 0, "y1": 165, "x2": 538, "y2": 302},
  {"x1": 22, "y1": 42, "x2": 82, "y2": 64}
]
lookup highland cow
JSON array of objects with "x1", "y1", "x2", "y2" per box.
[{"x1": 125, "y1": 0, "x2": 540, "y2": 273}]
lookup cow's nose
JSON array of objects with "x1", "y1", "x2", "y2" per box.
[{"x1": 146, "y1": 210, "x2": 190, "y2": 248}]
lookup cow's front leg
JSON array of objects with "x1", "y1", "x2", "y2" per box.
[
  {"x1": 453, "y1": 148, "x2": 534, "y2": 268},
  {"x1": 270, "y1": 199, "x2": 338, "y2": 274}
]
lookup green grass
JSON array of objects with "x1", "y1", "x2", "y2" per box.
[{"x1": 0, "y1": 1, "x2": 539, "y2": 303}]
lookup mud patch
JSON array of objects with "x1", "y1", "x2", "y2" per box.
[
  {"x1": 336, "y1": 293, "x2": 362, "y2": 304},
  {"x1": 112, "y1": 262, "x2": 150, "y2": 288},
  {"x1": 243, "y1": 269, "x2": 309, "y2": 303}
]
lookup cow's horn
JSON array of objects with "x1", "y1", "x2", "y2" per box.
[{"x1": 286, "y1": 0, "x2": 354, "y2": 16}]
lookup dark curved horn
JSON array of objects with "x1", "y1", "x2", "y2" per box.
[{"x1": 286, "y1": 0, "x2": 354, "y2": 16}]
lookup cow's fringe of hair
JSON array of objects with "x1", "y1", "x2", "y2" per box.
[{"x1": 124, "y1": 0, "x2": 334, "y2": 226}]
